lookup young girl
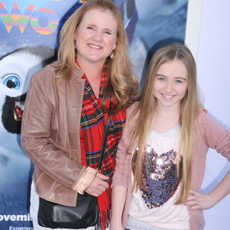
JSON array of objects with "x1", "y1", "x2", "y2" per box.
[{"x1": 110, "y1": 43, "x2": 230, "y2": 230}]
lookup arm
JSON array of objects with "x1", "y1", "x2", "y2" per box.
[
  {"x1": 22, "y1": 68, "x2": 107, "y2": 195},
  {"x1": 110, "y1": 185, "x2": 127, "y2": 230},
  {"x1": 185, "y1": 112, "x2": 230, "y2": 209},
  {"x1": 185, "y1": 170, "x2": 230, "y2": 209},
  {"x1": 110, "y1": 104, "x2": 138, "y2": 230}
]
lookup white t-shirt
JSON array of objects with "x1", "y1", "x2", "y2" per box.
[{"x1": 128, "y1": 126, "x2": 190, "y2": 230}]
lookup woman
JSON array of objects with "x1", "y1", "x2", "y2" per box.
[
  {"x1": 110, "y1": 43, "x2": 230, "y2": 230},
  {"x1": 21, "y1": 0, "x2": 139, "y2": 230}
]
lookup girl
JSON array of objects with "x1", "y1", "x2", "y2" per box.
[{"x1": 110, "y1": 43, "x2": 230, "y2": 230}]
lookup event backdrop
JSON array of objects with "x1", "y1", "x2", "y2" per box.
[
  {"x1": 196, "y1": 0, "x2": 230, "y2": 229},
  {"x1": 0, "y1": 0, "x2": 188, "y2": 229}
]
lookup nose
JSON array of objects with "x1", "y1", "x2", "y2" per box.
[
  {"x1": 93, "y1": 31, "x2": 102, "y2": 42},
  {"x1": 164, "y1": 81, "x2": 173, "y2": 92}
]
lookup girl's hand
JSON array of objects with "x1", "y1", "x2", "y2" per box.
[
  {"x1": 85, "y1": 172, "x2": 109, "y2": 197},
  {"x1": 184, "y1": 190, "x2": 215, "y2": 210}
]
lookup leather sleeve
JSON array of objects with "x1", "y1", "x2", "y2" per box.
[{"x1": 21, "y1": 67, "x2": 95, "y2": 190}]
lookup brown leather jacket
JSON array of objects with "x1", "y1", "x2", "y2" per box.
[{"x1": 21, "y1": 62, "x2": 94, "y2": 206}]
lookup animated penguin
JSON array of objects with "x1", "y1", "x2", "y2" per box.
[{"x1": 0, "y1": 46, "x2": 55, "y2": 227}]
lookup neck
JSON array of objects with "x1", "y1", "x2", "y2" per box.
[
  {"x1": 77, "y1": 58, "x2": 105, "y2": 80},
  {"x1": 76, "y1": 59, "x2": 105, "y2": 98},
  {"x1": 152, "y1": 104, "x2": 180, "y2": 133},
  {"x1": 83, "y1": 67, "x2": 102, "y2": 81}
]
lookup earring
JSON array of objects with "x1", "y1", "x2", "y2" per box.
[{"x1": 110, "y1": 50, "x2": 115, "y2": 59}]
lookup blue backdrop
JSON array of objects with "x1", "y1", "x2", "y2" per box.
[{"x1": 0, "y1": 0, "x2": 188, "y2": 228}]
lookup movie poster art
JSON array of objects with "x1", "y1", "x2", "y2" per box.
[{"x1": 0, "y1": 0, "x2": 188, "y2": 229}]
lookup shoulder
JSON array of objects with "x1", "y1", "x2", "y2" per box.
[
  {"x1": 194, "y1": 109, "x2": 227, "y2": 139},
  {"x1": 195, "y1": 109, "x2": 220, "y2": 126},
  {"x1": 126, "y1": 101, "x2": 139, "y2": 117},
  {"x1": 123, "y1": 101, "x2": 140, "y2": 135},
  {"x1": 27, "y1": 61, "x2": 61, "y2": 102},
  {"x1": 32, "y1": 61, "x2": 58, "y2": 84},
  {"x1": 194, "y1": 110, "x2": 208, "y2": 124}
]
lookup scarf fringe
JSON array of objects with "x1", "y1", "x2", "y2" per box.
[{"x1": 99, "y1": 209, "x2": 110, "y2": 230}]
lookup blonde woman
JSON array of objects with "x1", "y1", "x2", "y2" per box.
[
  {"x1": 21, "y1": 0, "x2": 139, "y2": 230},
  {"x1": 110, "y1": 43, "x2": 230, "y2": 230}
]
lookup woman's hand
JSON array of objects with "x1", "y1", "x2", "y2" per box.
[
  {"x1": 184, "y1": 190, "x2": 215, "y2": 210},
  {"x1": 85, "y1": 172, "x2": 109, "y2": 197}
]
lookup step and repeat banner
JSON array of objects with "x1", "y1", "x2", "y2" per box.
[{"x1": 0, "y1": 0, "x2": 188, "y2": 229}]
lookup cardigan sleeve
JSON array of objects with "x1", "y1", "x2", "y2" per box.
[
  {"x1": 201, "y1": 111, "x2": 230, "y2": 160},
  {"x1": 111, "y1": 102, "x2": 139, "y2": 188}
]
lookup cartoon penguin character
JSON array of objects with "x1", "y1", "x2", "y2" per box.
[{"x1": 0, "y1": 46, "x2": 55, "y2": 227}]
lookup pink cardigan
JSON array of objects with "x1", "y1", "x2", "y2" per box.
[{"x1": 111, "y1": 102, "x2": 230, "y2": 230}]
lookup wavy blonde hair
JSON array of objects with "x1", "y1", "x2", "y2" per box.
[
  {"x1": 52, "y1": 0, "x2": 139, "y2": 113},
  {"x1": 129, "y1": 43, "x2": 201, "y2": 204}
]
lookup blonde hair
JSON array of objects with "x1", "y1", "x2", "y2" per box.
[
  {"x1": 53, "y1": 0, "x2": 139, "y2": 113},
  {"x1": 129, "y1": 43, "x2": 201, "y2": 204}
]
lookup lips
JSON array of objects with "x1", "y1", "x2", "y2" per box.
[
  {"x1": 88, "y1": 44, "x2": 102, "y2": 49},
  {"x1": 161, "y1": 93, "x2": 175, "y2": 99}
]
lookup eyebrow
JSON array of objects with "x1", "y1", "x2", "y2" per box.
[
  {"x1": 175, "y1": 77, "x2": 187, "y2": 81},
  {"x1": 156, "y1": 74, "x2": 187, "y2": 81},
  {"x1": 86, "y1": 23, "x2": 113, "y2": 32},
  {"x1": 176, "y1": 77, "x2": 187, "y2": 81}
]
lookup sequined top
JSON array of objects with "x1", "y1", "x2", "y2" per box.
[{"x1": 128, "y1": 125, "x2": 190, "y2": 230}]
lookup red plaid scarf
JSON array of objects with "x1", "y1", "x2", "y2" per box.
[{"x1": 77, "y1": 60, "x2": 126, "y2": 229}]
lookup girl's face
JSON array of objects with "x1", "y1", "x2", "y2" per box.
[
  {"x1": 74, "y1": 8, "x2": 117, "y2": 68},
  {"x1": 153, "y1": 59, "x2": 188, "y2": 111}
]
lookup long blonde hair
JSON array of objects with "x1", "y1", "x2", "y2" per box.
[
  {"x1": 129, "y1": 43, "x2": 201, "y2": 204},
  {"x1": 52, "y1": 0, "x2": 139, "y2": 113}
]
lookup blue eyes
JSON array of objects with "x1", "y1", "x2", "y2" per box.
[
  {"x1": 3, "y1": 75, "x2": 20, "y2": 90},
  {"x1": 157, "y1": 78, "x2": 183, "y2": 83},
  {"x1": 157, "y1": 77, "x2": 165, "y2": 81},
  {"x1": 87, "y1": 26, "x2": 111, "y2": 35}
]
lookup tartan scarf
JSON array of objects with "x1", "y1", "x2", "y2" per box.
[{"x1": 78, "y1": 60, "x2": 126, "y2": 229}]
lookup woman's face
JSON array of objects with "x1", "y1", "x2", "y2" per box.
[
  {"x1": 153, "y1": 59, "x2": 188, "y2": 111},
  {"x1": 74, "y1": 8, "x2": 117, "y2": 68}
]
